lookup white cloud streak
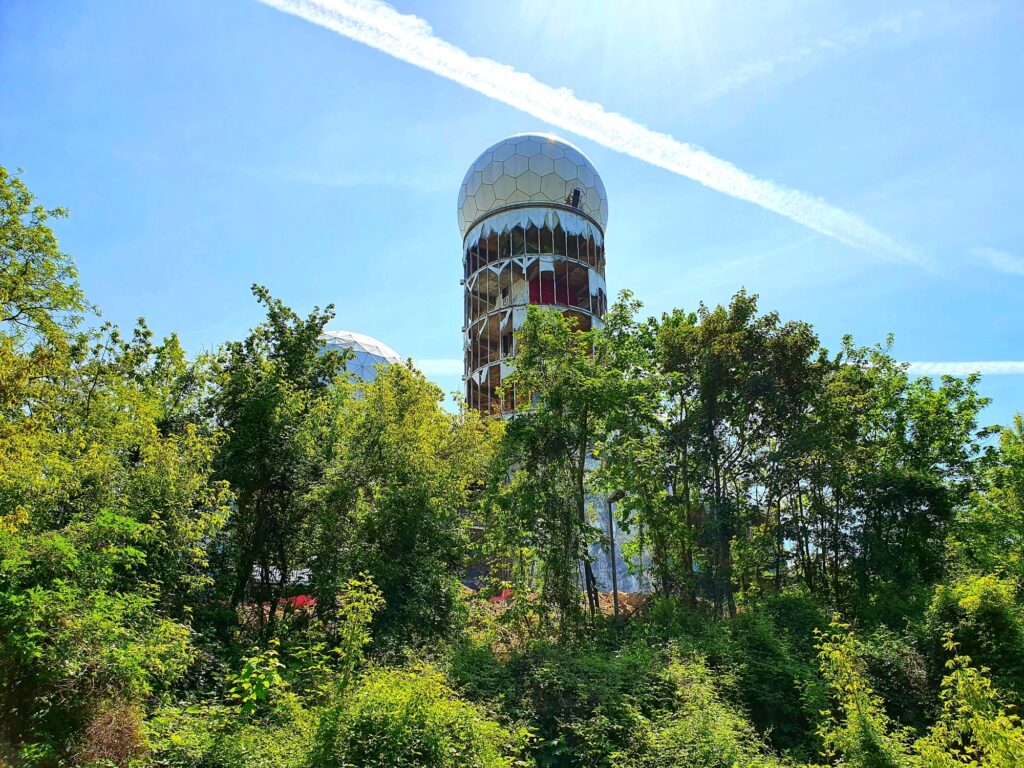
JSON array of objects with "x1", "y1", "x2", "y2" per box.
[
  {"x1": 907, "y1": 362, "x2": 1024, "y2": 376},
  {"x1": 258, "y1": 0, "x2": 918, "y2": 263},
  {"x1": 972, "y1": 247, "x2": 1024, "y2": 277},
  {"x1": 699, "y1": 6, "x2": 979, "y2": 102}
]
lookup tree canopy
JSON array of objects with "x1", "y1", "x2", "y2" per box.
[{"x1": 2, "y1": 166, "x2": 1023, "y2": 768}]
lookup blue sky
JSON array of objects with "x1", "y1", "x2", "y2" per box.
[{"x1": 3, "y1": 0, "x2": 1023, "y2": 425}]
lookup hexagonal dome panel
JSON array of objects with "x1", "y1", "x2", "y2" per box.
[
  {"x1": 553, "y1": 156, "x2": 578, "y2": 180},
  {"x1": 491, "y1": 143, "x2": 516, "y2": 162},
  {"x1": 516, "y1": 140, "x2": 542, "y2": 157},
  {"x1": 503, "y1": 154, "x2": 528, "y2": 177},
  {"x1": 528, "y1": 153, "x2": 554, "y2": 176},
  {"x1": 457, "y1": 133, "x2": 607, "y2": 237},
  {"x1": 476, "y1": 183, "x2": 496, "y2": 210},
  {"x1": 516, "y1": 170, "x2": 541, "y2": 195},
  {"x1": 492, "y1": 174, "x2": 516, "y2": 200},
  {"x1": 540, "y1": 142, "x2": 565, "y2": 159},
  {"x1": 540, "y1": 172, "x2": 567, "y2": 200}
]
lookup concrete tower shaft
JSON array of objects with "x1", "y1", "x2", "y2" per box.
[{"x1": 458, "y1": 133, "x2": 608, "y2": 415}]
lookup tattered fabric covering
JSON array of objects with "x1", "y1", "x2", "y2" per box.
[{"x1": 464, "y1": 207, "x2": 604, "y2": 248}]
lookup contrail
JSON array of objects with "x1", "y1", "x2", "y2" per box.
[
  {"x1": 908, "y1": 362, "x2": 1024, "y2": 376},
  {"x1": 972, "y1": 247, "x2": 1024, "y2": 277},
  {"x1": 698, "y1": 6, "x2": 981, "y2": 103},
  {"x1": 258, "y1": 0, "x2": 919, "y2": 263}
]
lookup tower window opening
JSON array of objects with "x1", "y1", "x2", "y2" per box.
[
  {"x1": 525, "y1": 224, "x2": 540, "y2": 254},
  {"x1": 511, "y1": 225, "x2": 525, "y2": 256},
  {"x1": 540, "y1": 224, "x2": 554, "y2": 254}
]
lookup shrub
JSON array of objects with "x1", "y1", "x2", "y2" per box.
[
  {"x1": 500, "y1": 639, "x2": 672, "y2": 767},
  {"x1": 639, "y1": 594, "x2": 826, "y2": 756},
  {"x1": 860, "y1": 626, "x2": 932, "y2": 734},
  {"x1": 147, "y1": 701, "x2": 314, "y2": 768},
  {"x1": 726, "y1": 609, "x2": 825, "y2": 755},
  {"x1": 624, "y1": 657, "x2": 787, "y2": 768},
  {"x1": 913, "y1": 635, "x2": 1024, "y2": 766},
  {"x1": 924, "y1": 574, "x2": 1024, "y2": 699},
  {"x1": 314, "y1": 664, "x2": 527, "y2": 768},
  {"x1": 815, "y1": 622, "x2": 915, "y2": 768}
]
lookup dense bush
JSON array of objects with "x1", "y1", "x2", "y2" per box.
[
  {"x1": 147, "y1": 700, "x2": 314, "y2": 768},
  {"x1": 624, "y1": 658, "x2": 787, "y2": 768},
  {"x1": 859, "y1": 626, "x2": 932, "y2": 734},
  {"x1": 638, "y1": 595, "x2": 825, "y2": 757},
  {"x1": 923, "y1": 573, "x2": 1024, "y2": 699},
  {"x1": 313, "y1": 665, "x2": 528, "y2": 768},
  {"x1": 449, "y1": 637, "x2": 672, "y2": 767},
  {"x1": 815, "y1": 621, "x2": 1024, "y2": 767}
]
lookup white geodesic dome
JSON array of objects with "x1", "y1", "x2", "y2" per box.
[
  {"x1": 319, "y1": 330, "x2": 402, "y2": 383},
  {"x1": 457, "y1": 133, "x2": 608, "y2": 238}
]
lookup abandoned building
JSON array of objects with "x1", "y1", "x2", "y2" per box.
[{"x1": 458, "y1": 133, "x2": 610, "y2": 415}]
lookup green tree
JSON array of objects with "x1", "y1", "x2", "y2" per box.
[
  {"x1": 318, "y1": 363, "x2": 501, "y2": 643},
  {"x1": 949, "y1": 414, "x2": 1024, "y2": 581},
  {"x1": 210, "y1": 284, "x2": 346, "y2": 632},
  {"x1": 0, "y1": 170, "x2": 226, "y2": 761},
  {"x1": 490, "y1": 305, "x2": 620, "y2": 633},
  {"x1": 648, "y1": 291, "x2": 823, "y2": 614}
]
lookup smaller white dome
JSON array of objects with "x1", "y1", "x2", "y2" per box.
[{"x1": 320, "y1": 330, "x2": 402, "y2": 382}]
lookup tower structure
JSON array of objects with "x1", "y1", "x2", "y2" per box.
[{"x1": 458, "y1": 133, "x2": 608, "y2": 415}]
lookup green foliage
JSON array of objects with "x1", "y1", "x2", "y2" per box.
[
  {"x1": 314, "y1": 664, "x2": 528, "y2": 768},
  {"x1": 859, "y1": 626, "x2": 932, "y2": 734},
  {"x1": 228, "y1": 639, "x2": 290, "y2": 717},
  {"x1": 0, "y1": 170, "x2": 226, "y2": 761},
  {"x1": 923, "y1": 573, "x2": 1024, "y2": 699},
  {"x1": 332, "y1": 365, "x2": 500, "y2": 644},
  {"x1": 449, "y1": 636, "x2": 668, "y2": 767},
  {"x1": 0, "y1": 166, "x2": 88, "y2": 353},
  {"x1": 282, "y1": 574, "x2": 385, "y2": 699},
  {"x1": 210, "y1": 284, "x2": 346, "y2": 631},
  {"x1": 913, "y1": 635, "x2": 1024, "y2": 766},
  {"x1": 147, "y1": 699, "x2": 315, "y2": 768},
  {"x1": 149, "y1": 576, "x2": 382, "y2": 768},
  {"x1": 638, "y1": 593, "x2": 827, "y2": 757},
  {"x1": 490, "y1": 304, "x2": 621, "y2": 633},
  {"x1": 624, "y1": 657, "x2": 787, "y2": 768},
  {"x1": 815, "y1": 621, "x2": 916, "y2": 767},
  {"x1": 948, "y1": 415, "x2": 1024, "y2": 582},
  {"x1": 6, "y1": 167, "x2": 1024, "y2": 766},
  {"x1": 589, "y1": 291, "x2": 993, "y2": 621},
  {"x1": 449, "y1": 632, "x2": 789, "y2": 768},
  {"x1": 815, "y1": 621, "x2": 1024, "y2": 768}
]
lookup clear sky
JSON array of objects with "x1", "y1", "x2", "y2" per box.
[{"x1": 3, "y1": 1, "x2": 1023, "y2": 425}]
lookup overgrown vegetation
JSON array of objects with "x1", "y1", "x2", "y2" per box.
[{"x1": 2, "y1": 166, "x2": 1024, "y2": 766}]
